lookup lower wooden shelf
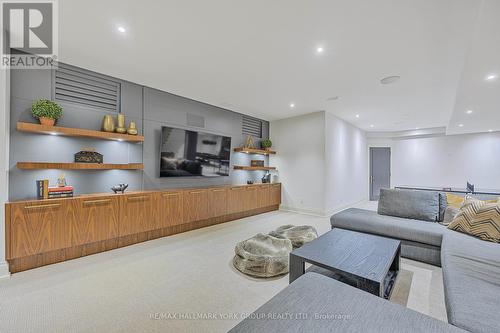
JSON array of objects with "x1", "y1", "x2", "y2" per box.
[
  {"x1": 17, "y1": 162, "x2": 144, "y2": 170},
  {"x1": 233, "y1": 166, "x2": 276, "y2": 171}
]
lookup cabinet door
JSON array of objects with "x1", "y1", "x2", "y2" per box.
[
  {"x1": 183, "y1": 189, "x2": 209, "y2": 223},
  {"x1": 244, "y1": 186, "x2": 258, "y2": 211},
  {"x1": 208, "y1": 188, "x2": 228, "y2": 218},
  {"x1": 120, "y1": 193, "x2": 156, "y2": 236},
  {"x1": 269, "y1": 183, "x2": 282, "y2": 206},
  {"x1": 227, "y1": 186, "x2": 245, "y2": 214},
  {"x1": 256, "y1": 185, "x2": 270, "y2": 208},
  {"x1": 70, "y1": 196, "x2": 120, "y2": 246},
  {"x1": 158, "y1": 191, "x2": 184, "y2": 228},
  {"x1": 9, "y1": 200, "x2": 70, "y2": 258}
]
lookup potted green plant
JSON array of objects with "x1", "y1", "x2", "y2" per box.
[
  {"x1": 260, "y1": 139, "x2": 272, "y2": 151},
  {"x1": 31, "y1": 99, "x2": 63, "y2": 126}
]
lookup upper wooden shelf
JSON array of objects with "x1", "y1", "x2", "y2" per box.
[
  {"x1": 17, "y1": 162, "x2": 144, "y2": 170},
  {"x1": 233, "y1": 166, "x2": 276, "y2": 171},
  {"x1": 17, "y1": 122, "x2": 144, "y2": 143},
  {"x1": 233, "y1": 147, "x2": 276, "y2": 155}
]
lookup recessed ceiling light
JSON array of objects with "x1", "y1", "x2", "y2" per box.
[
  {"x1": 415, "y1": 127, "x2": 420, "y2": 130},
  {"x1": 458, "y1": 124, "x2": 464, "y2": 127},
  {"x1": 485, "y1": 74, "x2": 498, "y2": 81},
  {"x1": 355, "y1": 114, "x2": 360, "y2": 118},
  {"x1": 316, "y1": 46, "x2": 324, "y2": 54},
  {"x1": 290, "y1": 103, "x2": 295, "y2": 108},
  {"x1": 488, "y1": 129, "x2": 493, "y2": 132},
  {"x1": 370, "y1": 124, "x2": 374, "y2": 128},
  {"x1": 117, "y1": 26, "x2": 126, "y2": 33},
  {"x1": 380, "y1": 76, "x2": 401, "y2": 85},
  {"x1": 466, "y1": 110, "x2": 473, "y2": 114}
]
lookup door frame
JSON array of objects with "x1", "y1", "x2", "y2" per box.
[{"x1": 369, "y1": 147, "x2": 391, "y2": 201}]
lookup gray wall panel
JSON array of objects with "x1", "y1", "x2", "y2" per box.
[{"x1": 9, "y1": 64, "x2": 269, "y2": 201}]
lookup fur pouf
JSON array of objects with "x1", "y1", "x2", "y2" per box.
[
  {"x1": 233, "y1": 233, "x2": 293, "y2": 278},
  {"x1": 269, "y1": 225, "x2": 318, "y2": 248}
]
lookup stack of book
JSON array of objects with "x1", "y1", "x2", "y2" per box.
[
  {"x1": 48, "y1": 186, "x2": 74, "y2": 198},
  {"x1": 36, "y1": 180, "x2": 74, "y2": 199}
]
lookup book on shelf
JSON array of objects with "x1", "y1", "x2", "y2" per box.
[
  {"x1": 48, "y1": 186, "x2": 74, "y2": 192},
  {"x1": 37, "y1": 181, "x2": 75, "y2": 199},
  {"x1": 36, "y1": 180, "x2": 49, "y2": 199},
  {"x1": 48, "y1": 192, "x2": 74, "y2": 198}
]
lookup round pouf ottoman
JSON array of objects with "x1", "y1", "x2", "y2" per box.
[
  {"x1": 233, "y1": 233, "x2": 293, "y2": 278},
  {"x1": 269, "y1": 225, "x2": 318, "y2": 248}
]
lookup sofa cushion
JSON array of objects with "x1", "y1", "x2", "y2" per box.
[
  {"x1": 448, "y1": 199, "x2": 500, "y2": 243},
  {"x1": 378, "y1": 189, "x2": 440, "y2": 222},
  {"x1": 229, "y1": 272, "x2": 464, "y2": 333},
  {"x1": 441, "y1": 231, "x2": 500, "y2": 333},
  {"x1": 331, "y1": 208, "x2": 446, "y2": 246}
]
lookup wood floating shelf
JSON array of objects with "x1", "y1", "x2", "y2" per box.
[
  {"x1": 233, "y1": 147, "x2": 276, "y2": 155},
  {"x1": 17, "y1": 122, "x2": 144, "y2": 143},
  {"x1": 233, "y1": 166, "x2": 276, "y2": 171},
  {"x1": 17, "y1": 162, "x2": 144, "y2": 170}
]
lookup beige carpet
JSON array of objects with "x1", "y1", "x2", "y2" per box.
[{"x1": 0, "y1": 208, "x2": 447, "y2": 332}]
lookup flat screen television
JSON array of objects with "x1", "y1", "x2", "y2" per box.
[{"x1": 159, "y1": 126, "x2": 231, "y2": 177}]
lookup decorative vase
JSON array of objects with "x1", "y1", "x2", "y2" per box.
[
  {"x1": 116, "y1": 114, "x2": 127, "y2": 134},
  {"x1": 102, "y1": 115, "x2": 115, "y2": 132},
  {"x1": 127, "y1": 121, "x2": 138, "y2": 135},
  {"x1": 39, "y1": 117, "x2": 55, "y2": 126}
]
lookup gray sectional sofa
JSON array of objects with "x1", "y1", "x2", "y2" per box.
[{"x1": 231, "y1": 189, "x2": 500, "y2": 333}]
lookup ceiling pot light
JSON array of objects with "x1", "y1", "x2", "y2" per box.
[
  {"x1": 458, "y1": 124, "x2": 464, "y2": 128},
  {"x1": 466, "y1": 110, "x2": 473, "y2": 114},
  {"x1": 117, "y1": 26, "x2": 126, "y2": 33},
  {"x1": 316, "y1": 46, "x2": 324, "y2": 54},
  {"x1": 289, "y1": 103, "x2": 295, "y2": 108},
  {"x1": 370, "y1": 124, "x2": 374, "y2": 128},
  {"x1": 355, "y1": 114, "x2": 360, "y2": 118},
  {"x1": 380, "y1": 76, "x2": 401, "y2": 85},
  {"x1": 485, "y1": 74, "x2": 498, "y2": 81}
]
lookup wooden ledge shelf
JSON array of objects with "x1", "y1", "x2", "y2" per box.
[
  {"x1": 17, "y1": 162, "x2": 144, "y2": 170},
  {"x1": 17, "y1": 122, "x2": 144, "y2": 143},
  {"x1": 233, "y1": 166, "x2": 276, "y2": 171},
  {"x1": 233, "y1": 147, "x2": 276, "y2": 155}
]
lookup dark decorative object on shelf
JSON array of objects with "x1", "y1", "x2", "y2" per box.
[
  {"x1": 111, "y1": 183, "x2": 129, "y2": 194},
  {"x1": 262, "y1": 171, "x2": 271, "y2": 183},
  {"x1": 74, "y1": 148, "x2": 103, "y2": 164},
  {"x1": 467, "y1": 182, "x2": 474, "y2": 193},
  {"x1": 247, "y1": 180, "x2": 254, "y2": 185},
  {"x1": 251, "y1": 160, "x2": 264, "y2": 167}
]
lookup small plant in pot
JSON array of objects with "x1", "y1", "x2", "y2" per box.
[
  {"x1": 31, "y1": 99, "x2": 63, "y2": 126},
  {"x1": 260, "y1": 139, "x2": 272, "y2": 151}
]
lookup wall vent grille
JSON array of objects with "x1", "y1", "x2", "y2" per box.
[
  {"x1": 242, "y1": 115, "x2": 263, "y2": 138},
  {"x1": 54, "y1": 64, "x2": 121, "y2": 112}
]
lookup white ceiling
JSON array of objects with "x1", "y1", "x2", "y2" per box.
[{"x1": 58, "y1": 0, "x2": 498, "y2": 133}]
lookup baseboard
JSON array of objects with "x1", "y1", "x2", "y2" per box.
[
  {"x1": 280, "y1": 199, "x2": 367, "y2": 218},
  {"x1": 0, "y1": 262, "x2": 10, "y2": 279},
  {"x1": 279, "y1": 205, "x2": 329, "y2": 217}
]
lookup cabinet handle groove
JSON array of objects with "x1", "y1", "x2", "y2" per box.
[
  {"x1": 162, "y1": 193, "x2": 180, "y2": 197},
  {"x1": 189, "y1": 191, "x2": 204, "y2": 194},
  {"x1": 128, "y1": 196, "x2": 149, "y2": 201},
  {"x1": 211, "y1": 189, "x2": 225, "y2": 192},
  {"x1": 83, "y1": 199, "x2": 111, "y2": 205},
  {"x1": 24, "y1": 203, "x2": 61, "y2": 210}
]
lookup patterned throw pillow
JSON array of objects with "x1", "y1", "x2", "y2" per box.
[
  {"x1": 448, "y1": 200, "x2": 500, "y2": 243},
  {"x1": 446, "y1": 193, "x2": 465, "y2": 209}
]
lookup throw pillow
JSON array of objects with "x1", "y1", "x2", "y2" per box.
[
  {"x1": 441, "y1": 206, "x2": 459, "y2": 226},
  {"x1": 446, "y1": 193, "x2": 465, "y2": 208},
  {"x1": 448, "y1": 200, "x2": 500, "y2": 243}
]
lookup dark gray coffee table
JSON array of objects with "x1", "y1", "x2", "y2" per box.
[{"x1": 289, "y1": 228, "x2": 400, "y2": 299}]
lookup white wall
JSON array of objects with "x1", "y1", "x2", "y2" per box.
[
  {"x1": 324, "y1": 112, "x2": 368, "y2": 214},
  {"x1": 0, "y1": 67, "x2": 10, "y2": 278},
  {"x1": 271, "y1": 111, "x2": 368, "y2": 216},
  {"x1": 270, "y1": 112, "x2": 326, "y2": 215},
  {"x1": 367, "y1": 132, "x2": 500, "y2": 190}
]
